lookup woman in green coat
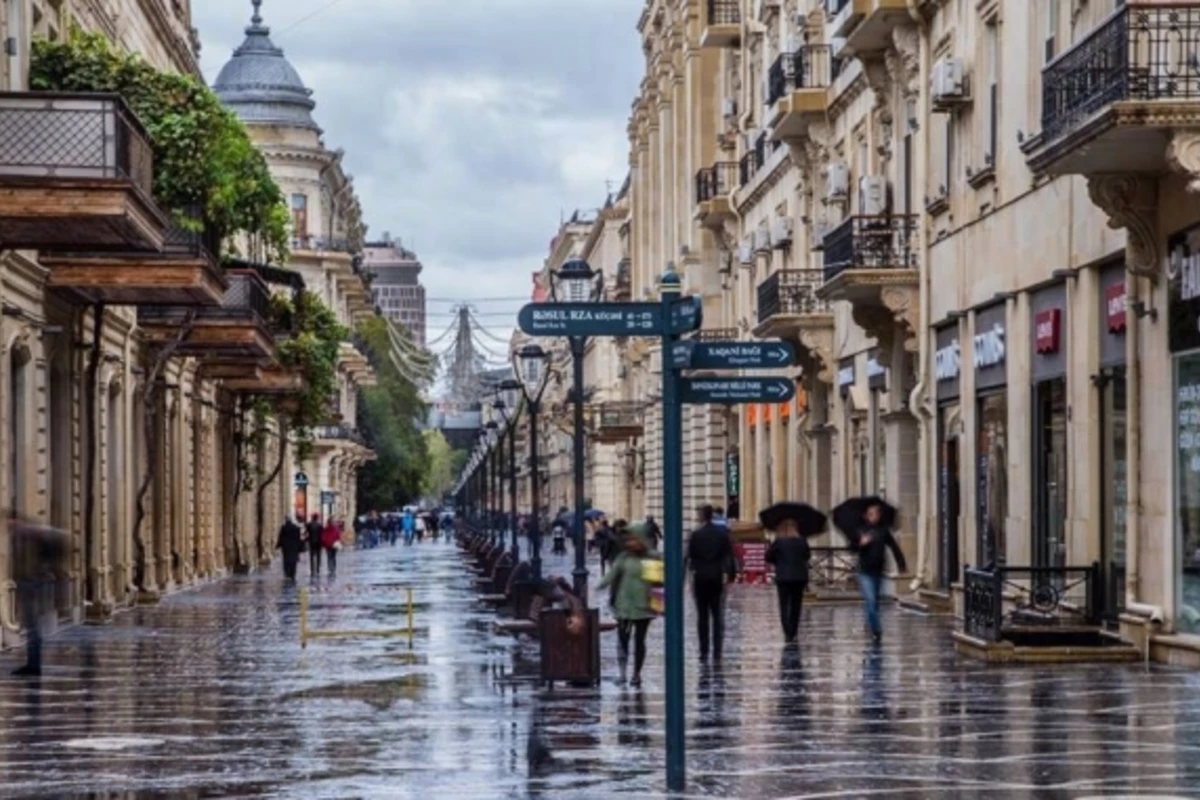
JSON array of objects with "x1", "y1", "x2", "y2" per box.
[{"x1": 597, "y1": 523, "x2": 659, "y2": 686}]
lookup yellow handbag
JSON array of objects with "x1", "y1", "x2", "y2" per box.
[{"x1": 641, "y1": 557, "x2": 664, "y2": 585}]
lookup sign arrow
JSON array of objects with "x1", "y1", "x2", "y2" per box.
[
  {"x1": 682, "y1": 340, "x2": 797, "y2": 370},
  {"x1": 679, "y1": 377, "x2": 796, "y2": 405},
  {"x1": 518, "y1": 302, "x2": 662, "y2": 338},
  {"x1": 669, "y1": 296, "x2": 703, "y2": 335},
  {"x1": 669, "y1": 340, "x2": 695, "y2": 369}
]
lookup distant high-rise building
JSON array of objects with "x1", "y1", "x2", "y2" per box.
[{"x1": 364, "y1": 234, "x2": 426, "y2": 347}]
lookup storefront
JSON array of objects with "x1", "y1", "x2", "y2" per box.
[
  {"x1": 1098, "y1": 264, "x2": 1128, "y2": 617},
  {"x1": 974, "y1": 305, "x2": 1007, "y2": 567},
  {"x1": 1031, "y1": 285, "x2": 1067, "y2": 572},
  {"x1": 1169, "y1": 224, "x2": 1200, "y2": 635},
  {"x1": 935, "y1": 325, "x2": 961, "y2": 588}
]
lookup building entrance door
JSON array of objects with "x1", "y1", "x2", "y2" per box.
[{"x1": 1034, "y1": 378, "x2": 1068, "y2": 572}]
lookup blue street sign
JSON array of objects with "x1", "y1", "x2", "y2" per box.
[
  {"x1": 679, "y1": 377, "x2": 796, "y2": 405},
  {"x1": 669, "y1": 296, "x2": 703, "y2": 335},
  {"x1": 517, "y1": 302, "x2": 661, "y2": 337},
  {"x1": 294, "y1": 471, "x2": 309, "y2": 488},
  {"x1": 684, "y1": 340, "x2": 796, "y2": 370},
  {"x1": 669, "y1": 340, "x2": 694, "y2": 369}
]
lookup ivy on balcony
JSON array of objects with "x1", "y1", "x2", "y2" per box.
[{"x1": 30, "y1": 31, "x2": 291, "y2": 263}]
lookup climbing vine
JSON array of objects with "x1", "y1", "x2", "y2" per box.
[{"x1": 30, "y1": 30, "x2": 290, "y2": 262}]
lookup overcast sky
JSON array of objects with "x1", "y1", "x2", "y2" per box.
[{"x1": 193, "y1": 0, "x2": 643, "y2": 347}]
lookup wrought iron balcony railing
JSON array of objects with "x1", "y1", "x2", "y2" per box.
[
  {"x1": 0, "y1": 92, "x2": 153, "y2": 196},
  {"x1": 757, "y1": 269, "x2": 831, "y2": 325},
  {"x1": 694, "y1": 161, "x2": 739, "y2": 203},
  {"x1": 964, "y1": 563, "x2": 1102, "y2": 643},
  {"x1": 314, "y1": 424, "x2": 366, "y2": 445},
  {"x1": 767, "y1": 46, "x2": 837, "y2": 106},
  {"x1": 1041, "y1": 4, "x2": 1200, "y2": 144},
  {"x1": 822, "y1": 215, "x2": 917, "y2": 282},
  {"x1": 690, "y1": 328, "x2": 738, "y2": 342},
  {"x1": 707, "y1": 0, "x2": 741, "y2": 25},
  {"x1": 139, "y1": 270, "x2": 271, "y2": 327},
  {"x1": 292, "y1": 235, "x2": 357, "y2": 254},
  {"x1": 740, "y1": 131, "x2": 781, "y2": 187},
  {"x1": 595, "y1": 401, "x2": 643, "y2": 431}
]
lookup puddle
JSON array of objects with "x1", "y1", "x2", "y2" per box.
[
  {"x1": 284, "y1": 674, "x2": 433, "y2": 711},
  {"x1": 60, "y1": 736, "x2": 169, "y2": 751}
]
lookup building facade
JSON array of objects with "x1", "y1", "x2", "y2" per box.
[
  {"x1": 615, "y1": 0, "x2": 1200, "y2": 663},
  {"x1": 365, "y1": 236, "x2": 427, "y2": 348}
]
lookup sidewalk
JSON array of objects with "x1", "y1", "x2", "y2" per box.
[{"x1": 0, "y1": 541, "x2": 1197, "y2": 798}]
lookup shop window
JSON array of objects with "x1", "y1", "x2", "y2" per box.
[
  {"x1": 1101, "y1": 370, "x2": 1127, "y2": 617},
  {"x1": 1034, "y1": 379, "x2": 1068, "y2": 571},
  {"x1": 977, "y1": 392, "x2": 1008, "y2": 565},
  {"x1": 1175, "y1": 354, "x2": 1200, "y2": 634}
]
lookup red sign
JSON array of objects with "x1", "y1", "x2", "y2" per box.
[
  {"x1": 1106, "y1": 281, "x2": 1127, "y2": 333},
  {"x1": 735, "y1": 542, "x2": 771, "y2": 584},
  {"x1": 1035, "y1": 308, "x2": 1061, "y2": 354}
]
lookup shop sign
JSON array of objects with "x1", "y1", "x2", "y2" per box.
[
  {"x1": 725, "y1": 452, "x2": 739, "y2": 499},
  {"x1": 935, "y1": 340, "x2": 961, "y2": 382},
  {"x1": 1106, "y1": 282, "x2": 1127, "y2": 333},
  {"x1": 1034, "y1": 309, "x2": 1062, "y2": 354},
  {"x1": 974, "y1": 324, "x2": 1006, "y2": 369}
]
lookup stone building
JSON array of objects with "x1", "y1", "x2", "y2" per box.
[
  {"x1": 0, "y1": 0, "x2": 373, "y2": 653},
  {"x1": 213, "y1": 1, "x2": 376, "y2": 526},
  {"x1": 615, "y1": 0, "x2": 1200, "y2": 663},
  {"x1": 365, "y1": 235, "x2": 427, "y2": 348}
]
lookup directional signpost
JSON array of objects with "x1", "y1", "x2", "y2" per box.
[{"x1": 517, "y1": 275, "x2": 795, "y2": 794}]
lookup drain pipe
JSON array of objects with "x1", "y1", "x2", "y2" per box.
[{"x1": 906, "y1": 0, "x2": 934, "y2": 592}]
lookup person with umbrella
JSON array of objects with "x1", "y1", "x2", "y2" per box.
[
  {"x1": 833, "y1": 497, "x2": 906, "y2": 644},
  {"x1": 761, "y1": 502, "x2": 827, "y2": 643}
]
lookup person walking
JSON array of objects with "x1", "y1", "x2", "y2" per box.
[
  {"x1": 276, "y1": 516, "x2": 303, "y2": 582},
  {"x1": 402, "y1": 508, "x2": 416, "y2": 546},
  {"x1": 852, "y1": 501, "x2": 906, "y2": 644},
  {"x1": 551, "y1": 506, "x2": 569, "y2": 556},
  {"x1": 597, "y1": 523, "x2": 659, "y2": 687},
  {"x1": 765, "y1": 518, "x2": 812, "y2": 643},
  {"x1": 322, "y1": 517, "x2": 343, "y2": 577},
  {"x1": 10, "y1": 515, "x2": 66, "y2": 677},
  {"x1": 687, "y1": 505, "x2": 737, "y2": 663},
  {"x1": 305, "y1": 513, "x2": 324, "y2": 576},
  {"x1": 644, "y1": 515, "x2": 662, "y2": 551}
]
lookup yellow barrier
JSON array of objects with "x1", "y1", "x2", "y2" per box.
[{"x1": 299, "y1": 587, "x2": 416, "y2": 649}]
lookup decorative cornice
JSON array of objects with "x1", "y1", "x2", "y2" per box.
[{"x1": 1086, "y1": 174, "x2": 1161, "y2": 277}]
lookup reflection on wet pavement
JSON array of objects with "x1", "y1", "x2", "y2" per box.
[{"x1": 2, "y1": 542, "x2": 1200, "y2": 798}]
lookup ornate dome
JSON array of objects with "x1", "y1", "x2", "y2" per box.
[{"x1": 213, "y1": 0, "x2": 321, "y2": 132}]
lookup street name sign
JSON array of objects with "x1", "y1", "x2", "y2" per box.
[
  {"x1": 682, "y1": 340, "x2": 796, "y2": 370},
  {"x1": 679, "y1": 377, "x2": 795, "y2": 405},
  {"x1": 669, "y1": 296, "x2": 703, "y2": 335},
  {"x1": 669, "y1": 340, "x2": 695, "y2": 369},
  {"x1": 517, "y1": 302, "x2": 661, "y2": 337}
]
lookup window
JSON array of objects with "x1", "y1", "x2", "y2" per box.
[
  {"x1": 985, "y1": 20, "x2": 999, "y2": 166},
  {"x1": 291, "y1": 194, "x2": 309, "y2": 239},
  {"x1": 1044, "y1": 0, "x2": 1059, "y2": 63},
  {"x1": 1175, "y1": 353, "x2": 1200, "y2": 634}
]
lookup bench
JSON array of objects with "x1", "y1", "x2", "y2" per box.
[
  {"x1": 474, "y1": 553, "x2": 514, "y2": 593},
  {"x1": 481, "y1": 560, "x2": 532, "y2": 606}
]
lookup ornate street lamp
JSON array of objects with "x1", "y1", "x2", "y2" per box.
[
  {"x1": 499, "y1": 377, "x2": 523, "y2": 561},
  {"x1": 515, "y1": 343, "x2": 550, "y2": 579},
  {"x1": 549, "y1": 259, "x2": 603, "y2": 603}
]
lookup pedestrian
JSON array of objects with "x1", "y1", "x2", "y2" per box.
[
  {"x1": 595, "y1": 517, "x2": 618, "y2": 576},
  {"x1": 852, "y1": 501, "x2": 906, "y2": 644},
  {"x1": 713, "y1": 507, "x2": 731, "y2": 530},
  {"x1": 765, "y1": 516, "x2": 812, "y2": 643},
  {"x1": 402, "y1": 507, "x2": 416, "y2": 545},
  {"x1": 415, "y1": 512, "x2": 426, "y2": 543},
  {"x1": 551, "y1": 507, "x2": 568, "y2": 556},
  {"x1": 322, "y1": 517, "x2": 343, "y2": 576},
  {"x1": 644, "y1": 515, "x2": 662, "y2": 550},
  {"x1": 597, "y1": 522, "x2": 659, "y2": 687},
  {"x1": 276, "y1": 516, "x2": 303, "y2": 582},
  {"x1": 686, "y1": 505, "x2": 736, "y2": 663},
  {"x1": 10, "y1": 514, "x2": 66, "y2": 677},
  {"x1": 306, "y1": 513, "x2": 324, "y2": 576}
]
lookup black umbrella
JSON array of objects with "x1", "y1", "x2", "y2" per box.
[
  {"x1": 758, "y1": 502, "x2": 828, "y2": 537},
  {"x1": 831, "y1": 496, "x2": 898, "y2": 541}
]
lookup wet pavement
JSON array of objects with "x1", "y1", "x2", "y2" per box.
[{"x1": 3, "y1": 540, "x2": 1200, "y2": 798}]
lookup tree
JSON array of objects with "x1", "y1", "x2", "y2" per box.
[{"x1": 422, "y1": 430, "x2": 465, "y2": 501}]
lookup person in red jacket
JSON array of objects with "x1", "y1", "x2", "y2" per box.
[{"x1": 321, "y1": 518, "x2": 343, "y2": 576}]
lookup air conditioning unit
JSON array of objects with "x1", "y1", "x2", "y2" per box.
[
  {"x1": 859, "y1": 175, "x2": 888, "y2": 216},
  {"x1": 770, "y1": 216, "x2": 794, "y2": 248},
  {"x1": 824, "y1": 162, "x2": 850, "y2": 202},
  {"x1": 744, "y1": 129, "x2": 760, "y2": 151},
  {"x1": 722, "y1": 98, "x2": 738, "y2": 118},
  {"x1": 811, "y1": 218, "x2": 831, "y2": 251},
  {"x1": 931, "y1": 57, "x2": 970, "y2": 111},
  {"x1": 753, "y1": 227, "x2": 771, "y2": 253},
  {"x1": 738, "y1": 236, "x2": 755, "y2": 265}
]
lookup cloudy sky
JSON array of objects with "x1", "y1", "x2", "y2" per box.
[{"x1": 193, "y1": 0, "x2": 644, "y2": 346}]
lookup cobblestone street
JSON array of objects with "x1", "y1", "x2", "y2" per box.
[{"x1": 2, "y1": 542, "x2": 1199, "y2": 798}]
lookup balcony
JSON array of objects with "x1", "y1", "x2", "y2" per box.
[
  {"x1": 339, "y1": 340, "x2": 376, "y2": 386},
  {"x1": 590, "y1": 401, "x2": 644, "y2": 444},
  {"x1": 313, "y1": 424, "x2": 367, "y2": 446},
  {"x1": 818, "y1": 215, "x2": 919, "y2": 349},
  {"x1": 0, "y1": 92, "x2": 167, "y2": 251},
  {"x1": 767, "y1": 46, "x2": 837, "y2": 141},
  {"x1": 690, "y1": 328, "x2": 738, "y2": 343},
  {"x1": 827, "y1": 0, "x2": 911, "y2": 55},
  {"x1": 693, "y1": 161, "x2": 738, "y2": 229},
  {"x1": 1026, "y1": 4, "x2": 1200, "y2": 176},
  {"x1": 700, "y1": 0, "x2": 741, "y2": 49},
  {"x1": 220, "y1": 364, "x2": 305, "y2": 395},
  {"x1": 739, "y1": 131, "x2": 782, "y2": 189},
  {"x1": 292, "y1": 235, "x2": 357, "y2": 255},
  {"x1": 753, "y1": 269, "x2": 835, "y2": 381},
  {"x1": 138, "y1": 270, "x2": 276, "y2": 361},
  {"x1": 40, "y1": 214, "x2": 226, "y2": 306}
]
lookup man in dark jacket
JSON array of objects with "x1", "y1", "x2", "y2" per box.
[
  {"x1": 645, "y1": 516, "x2": 662, "y2": 550},
  {"x1": 305, "y1": 513, "x2": 324, "y2": 576},
  {"x1": 277, "y1": 516, "x2": 303, "y2": 581},
  {"x1": 686, "y1": 505, "x2": 737, "y2": 662},
  {"x1": 766, "y1": 525, "x2": 811, "y2": 642},
  {"x1": 854, "y1": 502, "x2": 907, "y2": 643}
]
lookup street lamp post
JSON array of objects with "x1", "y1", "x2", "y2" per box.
[
  {"x1": 551, "y1": 258, "x2": 602, "y2": 603},
  {"x1": 515, "y1": 344, "x2": 550, "y2": 579},
  {"x1": 500, "y1": 378, "x2": 522, "y2": 562}
]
